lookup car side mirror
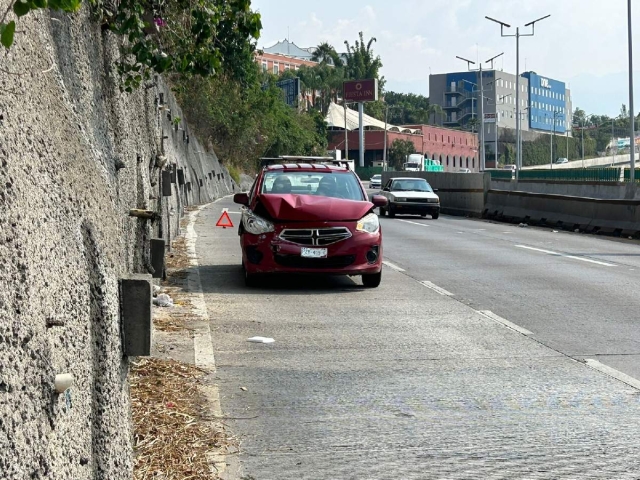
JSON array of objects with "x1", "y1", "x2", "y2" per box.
[
  {"x1": 371, "y1": 195, "x2": 388, "y2": 207},
  {"x1": 433, "y1": 189, "x2": 439, "y2": 193},
  {"x1": 233, "y1": 193, "x2": 249, "y2": 206},
  {"x1": 382, "y1": 187, "x2": 390, "y2": 192}
]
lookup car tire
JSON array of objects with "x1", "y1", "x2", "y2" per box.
[
  {"x1": 420, "y1": 213, "x2": 427, "y2": 218},
  {"x1": 379, "y1": 206, "x2": 386, "y2": 216},
  {"x1": 362, "y1": 271, "x2": 382, "y2": 288},
  {"x1": 388, "y1": 206, "x2": 396, "y2": 218},
  {"x1": 432, "y1": 212, "x2": 440, "y2": 220},
  {"x1": 243, "y1": 262, "x2": 259, "y2": 287}
]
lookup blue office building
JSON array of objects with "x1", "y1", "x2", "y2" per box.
[{"x1": 523, "y1": 72, "x2": 568, "y2": 134}]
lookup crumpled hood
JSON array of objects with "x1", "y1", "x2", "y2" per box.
[{"x1": 259, "y1": 194, "x2": 373, "y2": 221}]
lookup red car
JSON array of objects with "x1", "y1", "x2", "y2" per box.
[{"x1": 233, "y1": 163, "x2": 388, "y2": 288}]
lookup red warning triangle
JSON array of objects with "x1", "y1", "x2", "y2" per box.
[{"x1": 216, "y1": 211, "x2": 234, "y2": 228}]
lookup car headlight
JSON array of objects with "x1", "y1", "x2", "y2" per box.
[
  {"x1": 356, "y1": 213, "x2": 380, "y2": 234},
  {"x1": 242, "y1": 209, "x2": 274, "y2": 235}
]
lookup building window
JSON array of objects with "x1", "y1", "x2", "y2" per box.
[
  {"x1": 273, "y1": 63, "x2": 279, "y2": 74},
  {"x1": 453, "y1": 157, "x2": 456, "y2": 167},
  {"x1": 284, "y1": 64, "x2": 291, "y2": 71},
  {"x1": 466, "y1": 157, "x2": 469, "y2": 168},
  {"x1": 262, "y1": 62, "x2": 267, "y2": 72}
]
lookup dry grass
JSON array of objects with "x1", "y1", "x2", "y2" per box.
[{"x1": 131, "y1": 358, "x2": 235, "y2": 479}]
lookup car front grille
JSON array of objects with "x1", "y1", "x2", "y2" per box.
[
  {"x1": 274, "y1": 254, "x2": 356, "y2": 269},
  {"x1": 403, "y1": 198, "x2": 438, "y2": 204},
  {"x1": 279, "y1": 227, "x2": 352, "y2": 246}
]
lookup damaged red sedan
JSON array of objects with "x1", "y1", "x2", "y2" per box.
[{"x1": 233, "y1": 163, "x2": 388, "y2": 288}]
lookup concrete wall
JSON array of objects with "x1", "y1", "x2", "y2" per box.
[
  {"x1": 381, "y1": 172, "x2": 489, "y2": 217},
  {"x1": 0, "y1": 5, "x2": 235, "y2": 479},
  {"x1": 487, "y1": 181, "x2": 640, "y2": 234}
]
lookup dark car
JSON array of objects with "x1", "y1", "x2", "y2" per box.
[{"x1": 233, "y1": 163, "x2": 388, "y2": 288}]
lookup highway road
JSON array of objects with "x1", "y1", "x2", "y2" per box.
[{"x1": 195, "y1": 196, "x2": 640, "y2": 479}]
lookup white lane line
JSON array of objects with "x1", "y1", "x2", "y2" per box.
[
  {"x1": 478, "y1": 310, "x2": 534, "y2": 336},
  {"x1": 585, "y1": 359, "x2": 640, "y2": 391},
  {"x1": 398, "y1": 219, "x2": 430, "y2": 227},
  {"x1": 383, "y1": 260, "x2": 405, "y2": 272},
  {"x1": 420, "y1": 281, "x2": 454, "y2": 296},
  {"x1": 515, "y1": 245, "x2": 617, "y2": 267}
]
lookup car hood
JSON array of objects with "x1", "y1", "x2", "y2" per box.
[
  {"x1": 258, "y1": 194, "x2": 373, "y2": 221},
  {"x1": 391, "y1": 191, "x2": 439, "y2": 199}
]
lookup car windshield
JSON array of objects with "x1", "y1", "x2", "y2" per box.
[
  {"x1": 372, "y1": 175, "x2": 381, "y2": 180},
  {"x1": 261, "y1": 171, "x2": 365, "y2": 201},
  {"x1": 390, "y1": 179, "x2": 433, "y2": 192}
]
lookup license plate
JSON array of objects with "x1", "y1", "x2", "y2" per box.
[{"x1": 301, "y1": 247, "x2": 328, "y2": 258}]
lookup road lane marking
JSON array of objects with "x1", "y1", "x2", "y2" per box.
[
  {"x1": 585, "y1": 359, "x2": 640, "y2": 391},
  {"x1": 514, "y1": 245, "x2": 617, "y2": 267},
  {"x1": 383, "y1": 260, "x2": 405, "y2": 272},
  {"x1": 420, "y1": 281, "x2": 453, "y2": 296},
  {"x1": 398, "y1": 220, "x2": 430, "y2": 227},
  {"x1": 477, "y1": 310, "x2": 534, "y2": 336}
]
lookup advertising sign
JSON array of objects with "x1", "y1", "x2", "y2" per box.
[
  {"x1": 484, "y1": 113, "x2": 496, "y2": 123},
  {"x1": 275, "y1": 78, "x2": 301, "y2": 107},
  {"x1": 343, "y1": 79, "x2": 378, "y2": 103}
]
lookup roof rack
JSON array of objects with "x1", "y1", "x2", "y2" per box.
[{"x1": 259, "y1": 156, "x2": 341, "y2": 168}]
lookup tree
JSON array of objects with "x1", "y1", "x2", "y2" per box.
[
  {"x1": 383, "y1": 92, "x2": 441, "y2": 125},
  {"x1": 311, "y1": 42, "x2": 343, "y2": 67},
  {"x1": 388, "y1": 139, "x2": 416, "y2": 169}
]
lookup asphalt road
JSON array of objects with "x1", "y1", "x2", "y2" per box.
[{"x1": 196, "y1": 196, "x2": 640, "y2": 479}]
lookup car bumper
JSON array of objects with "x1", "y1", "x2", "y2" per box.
[
  {"x1": 391, "y1": 202, "x2": 440, "y2": 214},
  {"x1": 241, "y1": 222, "x2": 382, "y2": 276}
]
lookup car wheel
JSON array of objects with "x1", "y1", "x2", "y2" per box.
[
  {"x1": 362, "y1": 271, "x2": 382, "y2": 288},
  {"x1": 420, "y1": 213, "x2": 427, "y2": 218},
  {"x1": 432, "y1": 212, "x2": 440, "y2": 220},
  {"x1": 379, "y1": 206, "x2": 386, "y2": 216},
  {"x1": 243, "y1": 262, "x2": 259, "y2": 287},
  {"x1": 388, "y1": 206, "x2": 396, "y2": 218}
]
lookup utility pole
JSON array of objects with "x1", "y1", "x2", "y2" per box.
[
  {"x1": 344, "y1": 101, "x2": 349, "y2": 161},
  {"x1": 383, "y1": 104, "x2": 388, "y2": 171},
  {"x1": 487, "y1": 14, "x2": 550, "y2": 181},
  {"x1": 612, "y1": 118, "x2": 615, "y2": 166},
  {"x1": 359, "y1": 102, "x2": 365, "y2": 168},
  {"x1": 456, "y1": 52, "x2": 503, "y2": 172},
  {"x1": 550, "y1": 114, "x2": 554, "y2": 169},
  {"x1": 628, "y1": 0, "x2": 635, "y2": 182}
]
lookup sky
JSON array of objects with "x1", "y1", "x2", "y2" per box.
[{"x1": 251, "y1": 0, "x2": 640, "y2": 117}]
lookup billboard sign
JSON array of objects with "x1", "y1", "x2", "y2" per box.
[
  {"x1": 540, "y1": 77, "x2": 551, "y2": 89},
  {"x1": 343, "y1": 79, "x2": 378, "y2": 103},
  {"x1": 484, "y1": 113, "x2": 496, "y2": 123},
  {"x1": 275, "y1": 78, "x2": 301, "y2": 107}
]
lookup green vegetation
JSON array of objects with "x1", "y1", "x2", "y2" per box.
[
  {"x1": 388, "y1": 139, "x2": 416, "y2": 170},
  {"x1": 521, "y1": 134, "x2": 591, "y2": 167}
]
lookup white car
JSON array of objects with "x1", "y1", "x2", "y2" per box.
[
  {"x1": 369, "y1": 174, "x2": 382, "y2": 189},
  {"x1": 379, "y1": 177, "x2": 440, "y2": 219},
  {"x1": 555, "y1": 157, "x2": 569, "y2": 164}
]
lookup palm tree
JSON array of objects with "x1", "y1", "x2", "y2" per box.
[
  {"x1": 343, "y1": 32, "x2": 384, "y2": 87},
  {"x1": 311, "y1": 42, "x2": 343, "y2": 67}
]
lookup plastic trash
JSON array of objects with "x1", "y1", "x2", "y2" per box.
[
  {"x1": 153, "y1": 293, "x2": 173, "y2": 307},
  {"x1": 152, "y1": 285, "x2": 161, "y2": 297},
  {"x1": 247, "y1": 336, "x2": 275, "y2": 344},
  {"x1": 552, "y1": 230, "x2": 559, "y2": 233},
  {"x1": 518, "y1": 223, "x2": 528, "y2": 228}
]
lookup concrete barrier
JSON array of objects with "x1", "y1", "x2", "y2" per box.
[
  {"x1": 381, "y1": 172, "x2": 489, "y2": 217},
  {"x1": 486, "y1": 185, "x2": 640, "y2": 235}
]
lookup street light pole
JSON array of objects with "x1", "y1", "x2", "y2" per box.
[
  {"x1": 486, "y1": 14, "x2": 550, "y2": 181},
  {"x1": 457, "y1": 53, "x2": 503, "y2": 172},
  {"x1": 344, "y1": 101, "x2": 349, "y2": 161},
  {"x1": 628, "y1": 0, "x2": 635, "y2": 182},
  {"x1": 383, "y1": 104, "x2": 388, "y2": 171}
]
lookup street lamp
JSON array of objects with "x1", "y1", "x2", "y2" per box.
[
  {"x1": 383, "y1": 105, "x2": 402, "y2": 171},
  {"x1": 456, "y1": 52, "x2": 504, "y2": 171},
  {"x1": 486, "y1": 14, "x2": 550, "y2": 181},
  {"x1": 547, "y1": 110, "x2": 563, "y2": 169},
  {"x1": 486, "y1": 88, "x2": 511, "y2": 168},
  {"x1": 628, "y1": 0, "x2": 635, "y2": 182}
]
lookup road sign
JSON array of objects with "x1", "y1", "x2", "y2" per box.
[
  {"x1": 216, "y1": 211, "x2": 234, "y2": 229},
  {"x1": 343, "y1": 79, "x2": 378, "y2": 103},
  {"x1": 484, "y1": 113, "x2": 496, "y2": 123}
]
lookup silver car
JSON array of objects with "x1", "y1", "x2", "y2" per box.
[{"x1": 370, "y1": 174, "x2": 382, "y2": 189}]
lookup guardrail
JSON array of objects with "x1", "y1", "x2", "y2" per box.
[
  {"x1": 489, "y1": 170, "x2": 513, "y2": 180},
  {"x1": 623, "y1": 169, "x2": 640, "y2": 183},
  {"x1": 492, "y1": 168, "x2": 621, "y2": 182}
]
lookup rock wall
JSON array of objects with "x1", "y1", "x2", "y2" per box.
[{"x1": 0, "y1": 4, "x2": 235, "y2": 479}]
